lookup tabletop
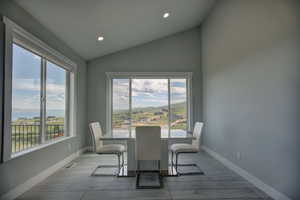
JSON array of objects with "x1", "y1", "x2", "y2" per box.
[{"x1": 100, "y1": 130, "x2": 195, "y2": 140}]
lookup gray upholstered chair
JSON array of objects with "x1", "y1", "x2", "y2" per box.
[
  {"x1": 89, "y1": 122, "x2": 125, "y2": 176},
  {"x1": 170, "y1": 122, "x2": 204, "y2": 175},
  {"x1": 135, "y1": 126, "x2": 162, "y2": 188}
]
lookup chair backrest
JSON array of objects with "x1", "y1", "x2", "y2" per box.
[
  {"x1": 135, "y1": 126, "x2": 161, "y2": 161},
  {"x1": 192, "y1": 122, "x2": 204, "y2": 150},
  {"x1": 89, "y1": 122, "x2": 103, "y2": 152}
]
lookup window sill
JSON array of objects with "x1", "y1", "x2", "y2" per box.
[{"x1": 11, "y1": 135, "x2": 76, "y2": 160}]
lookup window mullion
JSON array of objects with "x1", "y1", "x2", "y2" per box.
[
  {"x1": 129, "y1": 78, "x2": 132, "y2": 137},
  {"x1": 2, "y1": 23, "x2": 13, "y2": 161},
  {"x1": 187, "y1": 78, "x2": 191, "y2": 131},
  {"x1": 168, "y1": 79, "x2": 171, "y2": 137},
  {"x1": 40, "y1": 58, "x2": 46, "y2": 144},
  {"x1": 108, "y1": 78, "x2": 112, "y2": 135},
  {"x1": 65, "y1": 72, "x2": 70, "y2": 137}
]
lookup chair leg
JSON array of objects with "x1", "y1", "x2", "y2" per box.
[
  {"x1": 137, "y1": 159, "x2": 140, "y2": 173},
  {"x1": 158, "y1": 160, "x2": 160, "y2": 173},
  {"x1": 91, "y1": 153, "x2": 122, "y2": 176},
  {"x1": 175, "y1": 153, "x2": 179, "y2": 173},
  {"x1": 158, "y1": 160, "x2": 163, "y2": 187},
  {"x1": 171, "y1": 151, "x2": 174, "y2": 174},
  {"x1": 121, "y1": 152, "x2": 125, "y2": 175},
  {"x1": 174, "y1": 152, "x2": 205, "y2": 176},
  {"x1": 171, "y1": 151, "x2": 174, "y2": 167},
  {"x1": 117, "y1": 153, "x2": 120, "y2": 175},
  {"x1": 136, "y1": 160, "x2": 140, "y2": 188},
  {"x1": 136, "y1": 160, "x2": 163, "y2": 189}
]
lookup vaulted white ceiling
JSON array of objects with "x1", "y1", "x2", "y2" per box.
[{"x1": 15, "y1": 0, "x2": 215, "y2": 60}]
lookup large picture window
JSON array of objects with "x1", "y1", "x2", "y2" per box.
[
  {"x1": 108, "y1": 73, "x2": 192, "y2": 137},
  {"x1": 3, "y1": 17, "x2": 76, "y2": 160}
]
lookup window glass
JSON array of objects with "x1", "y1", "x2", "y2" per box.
[
  {"x1": 112, "y1": 79, "x2": 130, "y2": 137},
  {"x1": 46, "y1": 61, "x2": 67, "y2": 140},
  {"x1": 11, "y1": 44, "x2": 42, "y2": 153},
  {"x1": 131, "y1": 79, "x2": 169, "y2": 136},
  {"x1": 170, "y1": 79, "x2": 187, "y2": 136}
]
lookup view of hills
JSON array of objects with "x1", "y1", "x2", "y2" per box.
[{"x1": 112, "y1": 101, "x2": 187, "y2": 130}]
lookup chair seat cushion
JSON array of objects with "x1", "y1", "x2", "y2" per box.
[
  {"x1": 170, "y1": 143, "x2": 198, "y2": 153},
  {"x1": 96, "y1": 144, "x2": 125, "y2": 154}
]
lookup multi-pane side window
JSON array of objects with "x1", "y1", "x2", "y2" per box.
[
  {"x1": 10, "y1": 43, "x2": 70, "y2": 154},
  {"x1": 2, "y1": 17, "x2": 77, "y2": 161}
]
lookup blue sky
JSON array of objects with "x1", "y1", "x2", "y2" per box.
[
  {"x1": 12, "y1": 44, "x2": 66, "y2": 116},
  {"x1": 113, "y1": 79, "x2": 186, "y2": 110}
]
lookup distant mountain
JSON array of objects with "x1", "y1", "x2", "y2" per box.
[
  {"x1": 12, "y1": 109, "x2": 65, "y2": 120},
  {"x1": 114, "y1": 101, "x2": 186, "y2": 114}
]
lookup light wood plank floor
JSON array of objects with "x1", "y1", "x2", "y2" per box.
[{"x1": 16, "y1": 151, "x2": 273, "y2": 200}]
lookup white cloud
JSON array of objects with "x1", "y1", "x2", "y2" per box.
[
  {"x1": 12, "y1": 78, "x2": 66, "y2": 110},
  {"x1": 13, "y1": 78, "x2": 40, "y2": 91},
  {"x1": 132, "y1": 79, "x2": 186, "y2": 95},
  {"x1": 112, "y1": 79, "x2": 187, "y2": 109},
  {"x1": 46, "y1": 94, "x2": 66, "y2": 110},
  {"x1": 13, "y1": 78, "x2": 65, "y2": 94},
  {"x1": 132, "y1": 79, "x2": 168, "y2": 94},
  {"x1": 12, "y1": 93, "x2": 66, "y2": 110},
  {"x1": 171, "y1": 86, "x2": 186, "y2": 94},
  {"x1": 12, "y1": 94, "x2": 40, "y2": 110},
  {"x1": 33, "y1": 55, "x2": 41, "y2": 60},
  {"x1": 47, "y1": 83, "x2": 65, "y2": 94}
]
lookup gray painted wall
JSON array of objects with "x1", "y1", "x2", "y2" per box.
[
  {"x1": 87, "y1": 28, "x2": 202, "y2": 134},
  {"x1": 201, "y1": 0, "x2": 300, "y2": 199},
  {"x1": 0, "y1": 0, "x2": 87, "y2": 196}
]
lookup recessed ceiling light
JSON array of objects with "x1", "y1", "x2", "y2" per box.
[
  {"x1": 97, "y1": 36, "x2": 104, "y2": 41},
  {"x1": 163, "y1": 12, "x2": 170, "y2": 18}
]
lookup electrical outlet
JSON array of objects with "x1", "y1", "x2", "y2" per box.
[{"x1": 237, "y1": 152, "x2": 241, "y2": 160}]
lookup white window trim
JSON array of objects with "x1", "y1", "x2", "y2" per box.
[
  {"x1": 2, "y1": 17, "x2": 77, "y2": 161},
  {"x1": 3, "y1": 17, "x2": 76, "y2": 71},
  {"x1": 106, "y1": 72, "x2": 193, "y2": 136},
  {"x1": 11, "y1": 135, "x2": 76, "y2": 159}
]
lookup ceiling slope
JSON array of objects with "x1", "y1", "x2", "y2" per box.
[{"x1": 15, "y1": 0, "x2": 215, "y2": 60}]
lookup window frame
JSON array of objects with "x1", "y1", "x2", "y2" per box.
[
  {"x1": 106, "y1": 72, "x2": 193, "y2": 137},
  {"x1": 2, "y1": 17, "x2": 77, "y2": 161},
  {"x1": 0, "y1": 19, "x2": 5, "y2": 163},
  {"x1": 44, "y1": 59, "x2": 70, "y2": 142}
]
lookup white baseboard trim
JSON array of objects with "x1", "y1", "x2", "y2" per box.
[
  {"x1": 0, "y1": 147, "x2": 88, "y2": 200},
  {"x1": 202, "y1": 146, "x2": 291, "y2": 200}
]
